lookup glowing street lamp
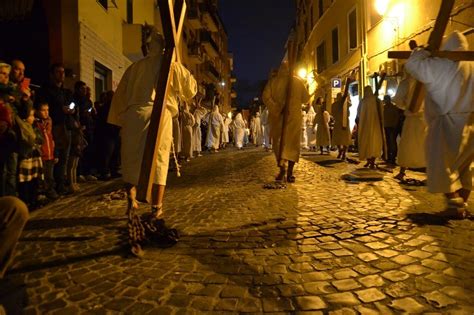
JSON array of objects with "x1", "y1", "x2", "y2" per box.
[
  {"x1": 375, "y1": 0, "x2": 389, "y2": 16},
  {"x1": 297, "y1": 68, "x2": 307, "y2": 80}
]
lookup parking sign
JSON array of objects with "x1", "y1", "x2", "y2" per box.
[
  {"x1": 331, "y1": 78, "x2": 342, "y2": 88},
  {"x1": 331, "y1": 78, "x2": 342, "y2": 98}
]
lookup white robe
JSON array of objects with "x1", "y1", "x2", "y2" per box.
[
  {"x1": 315, "y1": 105, "x2": 331, "y2": 147},
  {"x1": 262, "y1": 69, "x2": 310, "y2": 163},
  {"x1": 192, "y1": 107, "x2": 207, "y2": 153},
  {"x1": 332, "y1": 99, "x2": 351, "y2": 146},
  {"x1": 206, "y1": 106, "x2": 223, "y2": 150},
  {"x1": 301, "y1": 111, "x2": 308, "y2": 149},
  {"x1": 108, "y1": 56, "x2": 197, "y2": 186},
  {"x1": 181, "y1": 109, "x2": 195, "y2": 158},
  {"x1": 253, "y1": 114, "x2": 263, "y2": 145},
  {"x1": 222, "y1": 116, "x2": 232, "y2": 143},
  {"x1": 306, "y1": 106, "x2": 317, "y2": 147},
  {"x1": 392, "y1": 76, "x2": 427, "y2": 168},
  {"x1": 358, "y1": 87, "x2": 383, "y2": 160},
  {"x1": 261, "y1": 108, "x2": 271, "y2": 148},
  {"x1": 406, "y1": 31, "x2": 473, "y2": 193},
  {"x1": 233, "y1": 113, "x2": 245, "y2": 148}
]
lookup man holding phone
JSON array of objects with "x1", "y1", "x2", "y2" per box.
[{"x1": 38, "y1": 63, "x2": 74, "y2": 195}]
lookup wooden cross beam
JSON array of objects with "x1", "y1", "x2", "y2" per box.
[
  {"x1": 137, "y1": 0, "x2": 186, "y2": 202},
  {"x1": 278, "y1": 35, "x2": 297, "y2": 167},
  {"x1": 388, "y1": 50, "x2": 474, "y2": 61},
  {"x1": 387, "y1": 0, "x2": 456, "y2": 113}
]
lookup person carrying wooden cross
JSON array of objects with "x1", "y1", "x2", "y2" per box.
[
  {"x1": 108, "y1": 28, "x2": 197, "y2": 220},
  {"x1": 405, "y1": 31, "x2": 473, "y2": 219},
  {"x1": 262, "y1": 61, "x2": 310, "y2": 183}
]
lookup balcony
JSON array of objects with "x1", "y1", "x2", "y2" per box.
[
  {"x1": 200, "y1": 30, "x2": 219, "y2": 58},
  {"x1": 186, "y1": 6, "x2": 202, "y2": 29},
  {"x1": 187, "y1": 43, "x2": 203, "y2": 64},
  {"x1": 231, "y1": 89, "x2": 237, "y2": 98},
  {"x1": 203, "y1": 61, "x2": 219, "y2": 82},
  {"x1": 200, "y1": 3, "x2": 219, "y2": 32}
]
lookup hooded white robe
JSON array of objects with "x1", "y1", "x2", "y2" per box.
[
  {"x1": 392, "y1": 75, "x2": 427, "y2": 168},
  {"x1": 181, "y1": 104, "x2": 195, "y2": 159},
  {"x1": 406, "y1": 31, "x2": 473, "y2": 193},
  {"x1": 233, "y1": 113, "x2": 245, "y2": 148},
  {"x1": 261, "y1": 108, "x2": 271, "y2": 148},
  {"x1": 206, "y1": 105, "x2": 224, "y2": 150},
  {"x1": 315, "y1": 105, "x2": 331, "y2": 147},
  {"x1": 301, "y1": 110, "x2": 308, "y2": 149},
  {"x1": 222, "y1": 115, "x2": 232, "y2": 143},
  {"x1": 306, "y1": 105, "x2": 317, "y2": 147},
  {"x1": 332, "y1": 96, "x2": 352, "y2": 146},
  {"x1": 253, "y1": 112, "x2": 263, "y2": 145},
  {"x1": 358, "y1": 86, "x2": 383, "y2": 160},
  {"x1": 192, "y1": 107, "x2": 207, "y2": 153},
  {"x1": 108, "y1": 40, "x2": 197, "y2": 186},
  {"x1": 262, "y1": 67, "x2": 310, "y2": 163}
]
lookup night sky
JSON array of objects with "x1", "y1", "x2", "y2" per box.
[{"x1": 219, "y1": 0, "x2": 296, "y2": 107}]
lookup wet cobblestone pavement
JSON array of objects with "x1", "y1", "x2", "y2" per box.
[{"x1": 5, "y1": 148, "x2": 474, "y2": 314}]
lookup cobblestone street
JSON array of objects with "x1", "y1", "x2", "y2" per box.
[{"x1": 4, "y1": 148, "x2": 474, "y2": 314}]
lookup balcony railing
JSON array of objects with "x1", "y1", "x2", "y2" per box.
[
  {"x1": 186, "y1": 6, "x2": 202, "y2": 29},
  {"x1": 200, "y1": 30, "x2": 219, "y2": 58},
  {"x1": 204, "y1": 61, "x2": 219, "y2": 81},
  {"x1": 200, "y1": 2, "x2": 219, "y2": 32},
  {"x1": 187, "y1": 43, "x2": 203, "y2": 64}
]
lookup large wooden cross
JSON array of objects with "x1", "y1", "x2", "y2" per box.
[
  {"x1": 387, "y1": 0, "x2": 474, "y2": 113},
  {"x1": 137, "y1": 0, "x2": 186, "y2": 202}
]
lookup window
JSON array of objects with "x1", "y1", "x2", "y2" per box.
[
  {"x1": 318, "y1": 0, "x2": 324, "y2": 18},
  {"x1": 97, "y1": 0, "x2": 107, "y2": 10},
  {"x1": 348, "y1": 8, "x2": 357, "y2": 50},
  {"x1": 94, "y1": 62, "x2": 111, "y2": 101},
  {"x1": 127, "y1": 0, "x2": 133, "y2": 23},
  {"x1": 316, "y1": 41, "x2": 326, "y2": 74},
  {"x1": 332, "y1": 27, "x2": 339, "y2": 64}
]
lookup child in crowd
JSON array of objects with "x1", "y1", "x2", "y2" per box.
[
  {"x1": 17, "y1": 103, "x2": 43, "y2": 208},
  {"x1": 34, "y1": 101, "x2": 58, "y2": 200},
  {"x1": 67, "y1": 109, "x2": 87, "y2": 193}
]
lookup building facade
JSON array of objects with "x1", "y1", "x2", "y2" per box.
[
  {"x1": 294, "y1": 0, "x2": 473, "y2": 129},
  {"x1": 0, "y1": 0, "x2": 235, "y2": 114}
]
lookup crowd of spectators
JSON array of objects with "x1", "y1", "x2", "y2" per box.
[{"x1": 0, "y1": 60, "x2": 121, "y2": 209}]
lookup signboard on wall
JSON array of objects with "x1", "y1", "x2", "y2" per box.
[{"x1": 331, "y1": 78, "x2": 342, "y2": 98}]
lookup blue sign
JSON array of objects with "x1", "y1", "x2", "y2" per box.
[{"x1": 331, "y1": 78, "x2": 342, "y2": 89}]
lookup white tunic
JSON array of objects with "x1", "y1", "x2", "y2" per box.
[
  {"x1": 221, "y1": 116, "x2": 232, "y2": 143},
  {"x1": 192, "y1": 107, "x2": 207, "y2": 153},
  {"x1": 406, "y1": 31, "x2": 474, "y2": 193},
  {"x1": 332, "y1": 98, "x2": 352, "y2": 146},
  {"x1": 315, "y1": 105, "x2": 331, "y2": 147},
  {"x1": 301, "y1": 111, "x2": 308, "y2": 149},
  {"x1": 253, "y1": 113, "x2": 263, "y2": 145},
  {"x1": 261, "y1": 108, "x2": 271, "y2": 148},
  {"x1": 262, "y1": 68, "x2": 310, "y2": 163},
  {"x1": 232, "y1": 113, "x2": 245, "y2": 148},
  {"x1": 358, "y1": 86, "x2": 383, "y2": 160},
  {"x1": 108, "y1": 54, "x2": 197, "y2": 186},
  {"x1": 392, "y1": 76, "x2": 427, "y2": 168},
  {"x1": 206, "y1": 106, "x2": 224, "y2": 149},
  {"x1": 306, "y1": 105, "x2": 317, "y2": 147}
]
